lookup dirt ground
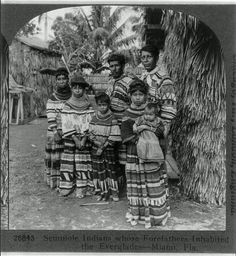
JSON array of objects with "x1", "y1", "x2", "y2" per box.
[{"x1": 3, "y1": 118, "x2": 226, "y2": 230}]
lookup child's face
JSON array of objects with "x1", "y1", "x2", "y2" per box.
[
  {"x1": 71, "y1": 84, "x2": 85, "y2": 98},
  {"x1": 144, "y1": 107, "x2": 156, "y2": 121},
  {"x1": 97, "y1": 101, "x2": 109, "y2": 114},
  {"x1": 130, "y1": 90, "x2": 145, "y2": 106},
  {"x1": 56, "y1": 74, "x2": 68, "y2": 89}
]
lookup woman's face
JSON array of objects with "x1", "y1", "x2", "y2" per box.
[
  {"x1": 71, "y1": 84, "x2": 85, "y2": 98},
  {"x1": 130, "y1": 90, "x2": 146, "y2": 106},
  {"x1": 56, "y1": 74, "x2": 68, "y2": 89},
  {"x1": 141, "y1": 51, "x2": 157, "y2": 72}
]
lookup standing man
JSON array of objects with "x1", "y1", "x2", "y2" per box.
[
  {"x1": 106, "y1": 53, "x2": 133, "y2": 121},
  {"x1": 106, "y1": 53, "x2": 134, "y2": 194}
]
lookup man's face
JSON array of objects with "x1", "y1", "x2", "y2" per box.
[
  {"x1": 109, "y1": 60, "x2": 123, "y2": 79},
  {"x1": 141, "y1": 51, "x2": 157, "y2": 72}
]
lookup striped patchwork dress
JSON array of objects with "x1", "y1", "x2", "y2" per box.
[
  {"x1": 88, "y1": 110, "x2": 121, "y2": 196},
  {"x1": 121, "y1": 103, "x2": 170, "y2": 228},
  {"x1": 45, "y1": 89, "x2": 71, "y2": 189},
  {"x1": 58, "y1": 98, "x2": 95, "y2": 197}
]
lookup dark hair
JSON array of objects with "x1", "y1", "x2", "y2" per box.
[
  {"x1": 56, "y1": 73, "x2": 69, "y2": 79},
  {"x1": 95, "y1": 92, "x2": 111, "y2": 105},
  {"x1": 55, "y1": 67, "x2": 69, "y2": 78},
  {"x1": 128, "y1": 79, "x2": 148, "y2": 95},
  {"x1": 146, "y1": 102, "x2": 161, "y2": 115},
  {"x1": 70, "y1": 73, "x2": 89, "y2": 88},
  {"x1": 107, "y1": 53, "x2": 126, "y2": 66},
  {"x1": 140, "y1": 45, "x2": 159, "y2": 58}
]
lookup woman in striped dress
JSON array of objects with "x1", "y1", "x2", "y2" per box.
[
  {"x1": 45, "y1": 67, "x2": 71, "y2": 189},
  {"x1": 140, "y1": 45, "x2": 177, "y2": 155},
  {"x1": 89, "y1": 92, "x2": 121, "y2": 201},
  {"x1": 59, "y1": 74, "x2": 95, "y2": 198},
  {"x1": 121, "y1": 79, "x2": 170, "y2": 229}
]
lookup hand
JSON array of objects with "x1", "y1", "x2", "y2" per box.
[
  {"x1": 80, "y1": 137, "x2": 87, "y2": 150},
  {"x1": 54, "y1": 131, "x2": 62, "y2": 143},
  {"x1": 96, "y1": 148, "x2": 103, "y2": 156},
  {"x1": 164, "y1": 125, "x2": 170, "y2": 138},
  {"x1": 130, "y1": 136, "x2": 138, "y2": 144},
  {"x1": 73, "y1": 136, "x2": 82, "y2": 149}
]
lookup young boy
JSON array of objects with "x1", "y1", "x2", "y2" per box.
[
  {"x1": 133, "y1": 102, "x2": 165, "y2": 163},
  {"x1": 89, "y1": 92, "x2": 121, "y2": 201}
]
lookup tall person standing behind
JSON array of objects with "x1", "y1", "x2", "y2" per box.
[
  {"x1": 44, "y1": 67, "x2": 71, "y2": 190},
  {"x1": 106, "y1": 53, "x2": 134, "y2": 192},
  {"x1": 140, "y1": 45, "x2": 177, "y2": 155}
]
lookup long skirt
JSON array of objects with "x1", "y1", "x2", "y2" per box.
[
  {"x1": 115, "y1": 116, "x2": 127, "y2": 190},
  {"x1": 59, "y1": 138, "x2": 94, "y2": 197},
  {"x1": 125, "y1": 142, "x2": 170, "y2": 228},
  {"x1": 91, "y1": 146, "x2": 119, "y2": 196},
  {"x1": 45, "y1": 130, "x2": 64, "y2": 189}
]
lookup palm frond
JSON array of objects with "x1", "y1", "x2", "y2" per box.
[
  {"x1": 92, "y1": 27, "x2": 109, "y2": 41},
  {"x1": 90, "y1": 6, "x2": 103, "y2": 28},
  {"x1": 104, "y1": 6, "x2": 129, "y2": 31},
  {"x1": 108, "y1": 16, "x2": 139, "y2": 41},
  {"x1": 113, "y1": 34, "x2": 137, "y2": 48},
  {"x1": 79, "y1": 8, "x2": 93, "y2": 32}
]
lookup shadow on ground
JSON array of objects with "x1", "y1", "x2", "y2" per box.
[{"x1": 4, "y1": 118, "x2": 225, "y2": 230}]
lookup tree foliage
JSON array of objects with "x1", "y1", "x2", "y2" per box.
[
  {"x1": 49, "y1": 6, "x2": 144, "y2": 72},
  {"x1": 16, "y1": 22, "x2": 40, "y2": 37}
]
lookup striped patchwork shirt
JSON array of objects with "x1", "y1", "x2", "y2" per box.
[
  {"x1": 106, "y1": 75, "x2": 133, "y2": 114},
  {"x1": 89, "y1": 111, "x2": 121, "y2": 148},
  {"x1": 141, "y1": 66, "x2": 177, "y2": 123},
  {"x1": 59, "y1": 101, "x2": 94, "y2": 138}
]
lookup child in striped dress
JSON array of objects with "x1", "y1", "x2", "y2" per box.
[
  {"x1": 59, "y1": 74, "x2": 95, "y2": 198},
  {"x1": 44, "y1": 67, "x2": 71, "y2": 189},
  {"x1": 89, "y1": 92, "x2": 121, "y2": 201}
]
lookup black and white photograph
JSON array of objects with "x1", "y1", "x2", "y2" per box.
[{"x1": 1, "y1": 2, "x2": 235, "y2": 253}]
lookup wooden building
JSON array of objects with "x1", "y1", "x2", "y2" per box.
[{"x1": 9, "y1": 36, "x2": 62, "y2": 118}]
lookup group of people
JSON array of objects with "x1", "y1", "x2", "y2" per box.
[{"x1": 44, "y1": 45, "x2": 177, "y2": 229}]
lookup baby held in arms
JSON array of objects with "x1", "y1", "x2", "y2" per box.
[{"x1": 133, "y1": 102, "x2": 165, "y2": 163}]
